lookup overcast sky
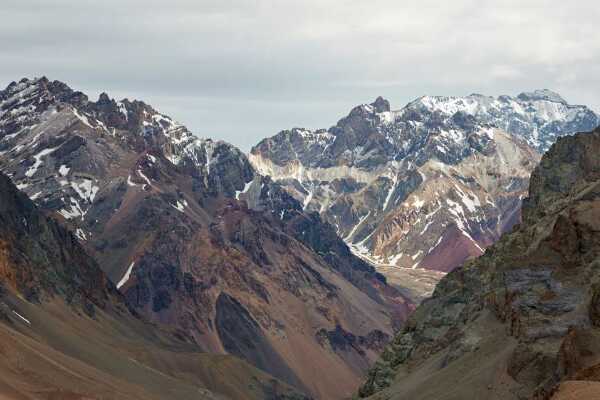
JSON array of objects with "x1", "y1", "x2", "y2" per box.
[{"x1": 2, "y1": 1, "x2": 600, "y2": 150}]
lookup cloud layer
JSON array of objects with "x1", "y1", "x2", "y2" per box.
[{"x1": 2, "y1": 0, "x2": 600, "y2": 149}]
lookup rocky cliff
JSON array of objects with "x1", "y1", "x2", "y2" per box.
[{"x1": 358, "y1": 127, "x2": 600, "y2": 400}]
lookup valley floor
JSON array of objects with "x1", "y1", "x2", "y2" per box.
[{"x1": 375, "y1": 266, "x2": 446, "y2": 304}]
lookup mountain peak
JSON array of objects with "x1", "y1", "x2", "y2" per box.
[
  {"x1": 97, "y1": 92, "x2": 112, "y2": 104},
  {"x1": 371, "y1": 96, "x2": 391, "y2": 113},
  {"x1": 359, "y1": 126, "x2": 600, "y2": 399},
  {"x1": 517, "y1": 88, "x2": 567, "y2": 104}
]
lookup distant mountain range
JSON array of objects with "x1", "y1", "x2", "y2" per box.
[{"x1": 250, "y1": 91, "x2": 599, "y2": 278}]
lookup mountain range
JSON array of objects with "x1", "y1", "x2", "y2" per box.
[
  {"x1": 1, "y1": 76, "x2": 599, "y2": 400},
  {"x1": 250, "y1": 91, "x2": 599, "y2": 283}
]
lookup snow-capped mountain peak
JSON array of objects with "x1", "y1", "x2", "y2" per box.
[
  {"x1": 402, "y1": 90, "x2": 598, "y2": 151},
  {"x1": 0, "y1": 77, "x2": 257, "y2": 225},
  {"x1": 516, "y1": 88, "x2": 567, "y2": 103}
]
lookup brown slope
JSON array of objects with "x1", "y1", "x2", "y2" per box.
[
  {"x1": 550, "y1": 381, "x2": 600, "y2": 400},
  {"x1": 359, "y1": 128, "x2": 600, "y2": 400},
  {"x1": 0, "y1": 296, "x2": 306, "y2": 400},
  {"x1": 0, "y1": 171, "x2": 308, "y2": 400},
  {"x1": 99, "y1": 177, "x2": 409, "y2": 399}
]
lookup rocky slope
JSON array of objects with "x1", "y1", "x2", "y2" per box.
[
  {"x1": 250, "y1": 92, "x2": 598, "y2": 277},
  {"x1": 0, "y1": 170, "x2": 308, "y2": 400},
  {"x1": 0, "y1": 77, "x2": 411, "y2": 399},
  {"x1": 358, "y1": 128, "x2": 600, "y2": 400}
]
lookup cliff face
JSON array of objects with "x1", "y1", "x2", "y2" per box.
[
  {"x1": 359, "y1": 128, "x2": 600, "y2": 400},
  {"x1": 0, "y1": 171, "x2": 115, "y2": 313}
]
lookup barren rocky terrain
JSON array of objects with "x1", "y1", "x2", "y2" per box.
[{"x1": 359, "y1": 128, "x2": 600, "y2": 400}]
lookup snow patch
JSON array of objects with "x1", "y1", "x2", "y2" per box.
[
  {"x1": 172, "y1": 200, "x2": 187, "y2": 213},
  {"x1": 137, "y1": 169, "x2": 152, "y2": 187},
  {"x1": 58, "y1": 164, "x2": 70, "y2": 176},
  {"x1": 25, "y1": 147, "x2": 56, "y2": 177},
  {"x1": 235, "y1": 180, "x2": 254, "y2": 200},
  {"x1": 30, "y1": 191, "x2": 42, "y2": 200},
  {"x1": 412, "y1": 196, "x2": 425, "y2": 209},
  {"x1": 117, "y1": 261, "x2": 135, "y2": 289},
  {"x1": 382, "y1": 174, "x2": 398, "y2": 211},
  {"x1": 389, "y1": 252, "x2": 404, "y2": 265},
  {"x1": 428, "y1": 234, "x2": 445, "y2": 254},
  {"x1": 75, "y1": 228, "x2": 87, "y2": 241},
  {"x1": 344, "y1": 211, "x2": 371, "y2": 242},
  {"x1": 127, "y1": 175, "x2": 138, "y2": 187},
  {"x1": 12, "y1": 310, "x2": 30, "y2": 325},
  {"x1": 420, "y1": 221, "x2": 433, "y2": 235},
  {"x1": 58, "y1": 197, "x2": 86, "y2": 220},
  {"x1": 71, "y1": 179, "x2": 99, "y2": 203},
  {"x1": 72, "y1": 108, "x2": 94, "y2": 129}
]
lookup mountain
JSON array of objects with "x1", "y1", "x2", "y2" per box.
[
  {"x1": 405, "y1": 90, "x2": 599, "y2": 153},
  {"x1": 0, "y1": 170, "x2": 308, "y2": 400},
  {"x1": 0, "y1": 77, "x2": 412, "y2": 399},
  {"x1": 358, "y1": 127, "x2": 600, "y2": 400},
  {"x1": 250, "y1": 91, "x2": 599, "y2": 282}
]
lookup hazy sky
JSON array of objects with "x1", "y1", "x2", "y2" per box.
[{"x1": 2, "y1": 0, "x2": 600, "y2": 150}]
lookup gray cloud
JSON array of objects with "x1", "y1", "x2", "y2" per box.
[{"x1": 2, "y1": 0, "x2": 600, "y2": 150}]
